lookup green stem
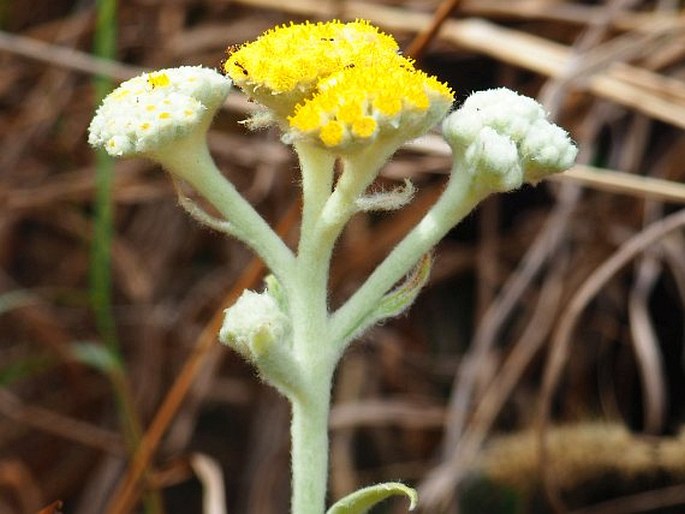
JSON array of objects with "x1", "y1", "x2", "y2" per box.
[
  {"x1": 154, "y1": 134, "x2": 295, "y2": 284},
  {"x1": 289, "y1": 144, "x2": 397, "y2": 362},
  {"x1": 109, "y1": 364, "x2": 144, "y2": 448},
  {"x1": 287, "y1": 268, "x2": 334, "y2": 514},
  {"x1": 283, "y1": 142, "x2": 402, "y2": 514},
  {"x1": 291, "y1": 143, "x2": 336, "y2": 362},
  {"x1": 91, "y1": 0, "x2": 118, "y2": 354},
  {"x1": 330, "y1": 161, "x2": 485, "y2": 349},
  {"x1": 287, "y1": 268, "x2": 335, "y2": 514},
  {"x1": 285, "y1": 143, "x2": 341, "y2": 514},
  {"x1": 296, "y1": 141, "x2": 335, "y2": 246},
  {"x1": 318, "y1": 144, "x2": 396, "y2": 236},
  {"x1": 290, "y1": 373, "x2": 333, "y2": 514},
  {"x1": 91, "y1": 151, "x2": 117, "y2": 351}
]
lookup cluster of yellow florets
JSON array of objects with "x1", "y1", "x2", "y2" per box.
[
  {"x1": 224, "y1": 19, "x2": 454, "y2": 151},
  {"x1": 288, "y1": 62, "x2": 453, "y2": 148},
  {"x1": 224, "y1": 20, "x2": 402, "y2": 114}
]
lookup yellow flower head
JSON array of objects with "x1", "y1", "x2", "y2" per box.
[
  {"x1": 287, "y1": 60, "x2": 454, "y2": 151},
  {"x1": 224, "y1": 19, "x2": 454, "y2": 152},
  {"x1": 223, "y1": 19, "x2": 404, "y2": 117}
]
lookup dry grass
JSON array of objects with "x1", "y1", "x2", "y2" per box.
[{"x1": 2, "y1": 1, "x2": 685, "y2": 513}]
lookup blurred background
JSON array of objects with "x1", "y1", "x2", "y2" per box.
[{"x1": 2, "y1": 0, "x2": 685, "y2": 513}]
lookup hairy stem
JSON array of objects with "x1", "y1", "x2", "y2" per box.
[
  {"x1": 153, "y1": 134, "x2": 295, "y2": 284},
  {"x1": 290, "y1": 373, "x2": 333, "y2": 514},
  {"x1": 331, "y1": 161, "x2": 483, "y2": 349}
]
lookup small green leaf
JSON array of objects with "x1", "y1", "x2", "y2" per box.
[
  {"x1": 339, "y1": 253, "x2": 433, "y2": 345},
  {"x1": 326, "y1": 482, "x2": 418, "y2": 514},
  {"x1": 264, "y1": 274, "x2": 289, "y2": 312},
  {"x1": 375, "y1": 252, "x2": 431, "y2": 319}
]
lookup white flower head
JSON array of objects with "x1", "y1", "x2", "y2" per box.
[
  {"x1": 88, "y1": 66, "x2": 232, "y2": 157},
  {"x1": 442, "y1": 88, "x2": 577, "y2": 191}
]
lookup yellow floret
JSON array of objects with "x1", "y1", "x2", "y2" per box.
[
  {"x1": 111, "y1": 88, "x2": 131, "y2": 100},
  {"x1": 351, "y1": 116, "x2": 377, "y2": 138},
  {"x1": 320, "y1": 120, "x2": 346, "y2": 147},
  {"x1": 148, "y1": 72, "x2": 171, "y2": 88},
  {"x1": 292, "y1": 108, "x2": 324, "y2": 132},
  {"x1": 373, "y1": 95, "x2": 402, "y2": 117},
  {"x1": 337, "y1": 100, "x2": 365, "y2": 125}
]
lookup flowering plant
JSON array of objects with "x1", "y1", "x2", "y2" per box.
[{"x1": 89, "y1": 19, "x2": 577, "y2": 514}]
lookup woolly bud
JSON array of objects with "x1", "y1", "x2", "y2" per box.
[
  {"x1": 219, "y1": 289, "x2": 290, "y2": 362},
  {"x1": 442, "y1": 88, "x2": 577, "y2": 191}
]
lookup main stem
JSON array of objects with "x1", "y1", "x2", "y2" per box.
[
  {"x1": 287, "y1": 142, "x2": 409, "y2": 513},
  {"x1": 287, "y1": 142, "x2": 340, "y2": 514},
  {"x1": 288, "y1": 248, "x2": 333, "y2": 514},
  {"x1": 291, "y1": 371, "x2": 334, "y2": 514},
  {"x1": 288, "y1": 261, "x2": 335, "y2": 514}
]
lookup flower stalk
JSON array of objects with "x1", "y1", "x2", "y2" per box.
[{"x1": 151, "y1": 134, "x2": 295, "y2": 283}]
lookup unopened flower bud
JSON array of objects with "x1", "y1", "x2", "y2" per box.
[
  {"x1": 442, "y1": 88, "x2": 577, "y2": 191},
  {"x1": 219, "y1": 289, "x2": 290, "y2": 362}
]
